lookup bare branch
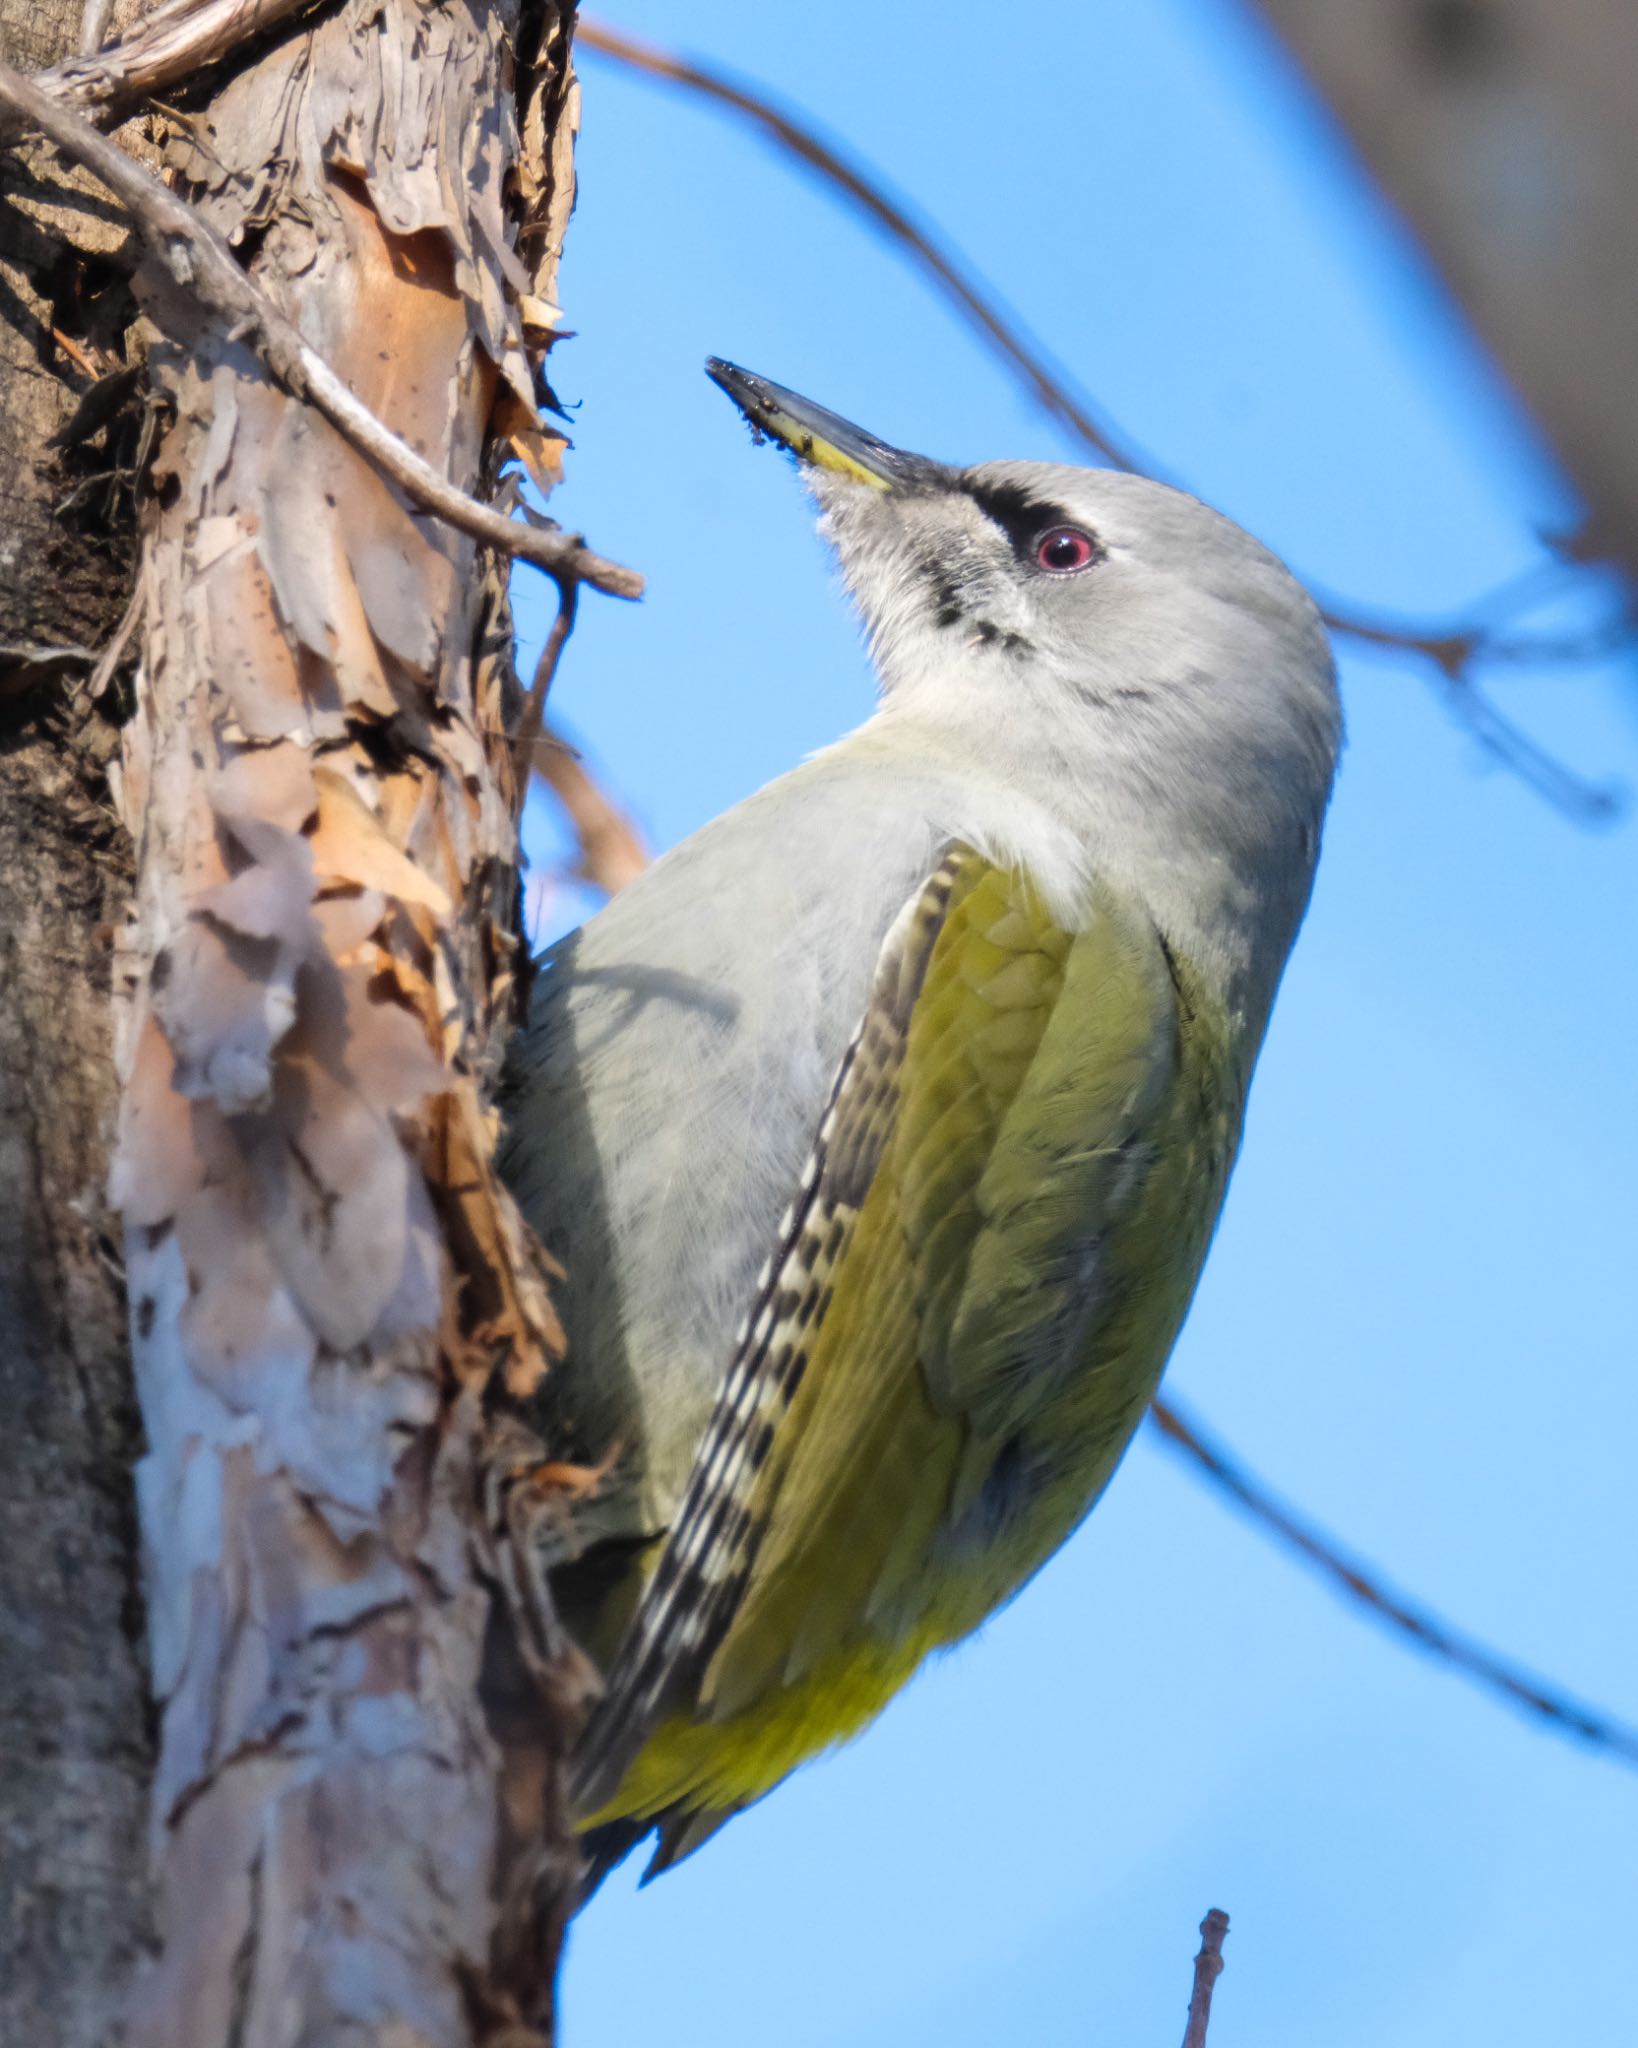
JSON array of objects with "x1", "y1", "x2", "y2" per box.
[
  {"x1": 1329, "y1": 611, "x2": 1623, "y2": 821},
  {"x1": 0, "y1": 60, "x2": 644, "y2": 602},
  {"x1": 1182, "y1": 1909, "x2": 1231, "y2": 2048},
  {"x1": 576, "y1": 18, "x2": 1142, "y2": 473},
  {"x1": 44, "y1": 0, "x2": 327, "y2": 119},
  {"x1": 1149, "y1": 1397, "x2": 1638, "y2": 1771},
  {"x1": 579, "y1": 15, "x2": 1628, "y2": 822}
]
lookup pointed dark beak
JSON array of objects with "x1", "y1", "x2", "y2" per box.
[{"x1": 706, "y1": 358, "x2": 942, "y2": 490}]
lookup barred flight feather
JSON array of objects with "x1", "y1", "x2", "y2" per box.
[{"x1": 571, "y1": 847, "x2": 972, "y2": 1815}]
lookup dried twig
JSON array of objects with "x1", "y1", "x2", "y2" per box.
[
  {"x1": 44, "y1": 0, "x2": 327, "y2": 119},
  {"x1": 1149, "y1": 1397, "x2": 1638, "y2": 1770},
  {"x1": 0, "y1": 59, "x2": 644, "y2": 602},
  {"x1": 514, "y1": 579, "x2": 580, "y2": 806},
  {"x1": 1182, "y1": 1909, "x2": 1231, "y2": 2048},
  {"x1": 579, "y1": 16, "x2": 1628, "y2": 821},
  {"x1": 84, "y1": 582, "x2": 142, "y2": 702}
]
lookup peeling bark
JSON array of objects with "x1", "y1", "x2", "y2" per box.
[
  {"x1": 106, "y1": 5, "x2": 592, "y2": 2040},
  {"x1": 5, "y1": 0, "x2": 595, "y2": 2040}
]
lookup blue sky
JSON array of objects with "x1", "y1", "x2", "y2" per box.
[{"x1": 514, "y1": 3, "x2": 1638, "y2": 2040}]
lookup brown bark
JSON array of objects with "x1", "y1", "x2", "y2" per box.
[
  {"x1": 0, "y1": 732, "x2": 150, "y2": 2047},
  {"x1": 1248, "y1": 0, "x2": 1638, "y2": 584},
  {"x1": 111, "y1": 5, "x2": 589, "y2": 2040},
  {"x1": 3, "y1": 4, "x2": 600, "y2": 2039},
  {"x1": 0, "y1": 4, "x2": 154, "y2": 2043}
]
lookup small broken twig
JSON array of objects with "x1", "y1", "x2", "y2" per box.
[
  {"x1": 1182, "y1": 1909, "x2": 1231, "y2": 2048},
  {"x1": 45, "y1": 0, "x2": 328, "y2": 120},
  {"x1": 0, "y1": 59, "x2": 643, "y2": 602},
  {"x1": 513, "y1": 579, "x2": 580, "y2": 807},
  {"x1": 84, "y1": 582, "x2": 142, "y2": 703}
]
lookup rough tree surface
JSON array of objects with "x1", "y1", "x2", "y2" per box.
[
  {"x1": 1, "y1": 3, "x2": 596, "y2": 2042},
  {"x1": 1, "y1": 4, "x2": 154, "y2": 2043}
]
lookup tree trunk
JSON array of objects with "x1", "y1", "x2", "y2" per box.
[
  {"x1": 0, "y1": 3, "x2": 153, "y2": 2042},
  {"x1": 1, "y1": 5, "x2": 597, "y2": 2040}
]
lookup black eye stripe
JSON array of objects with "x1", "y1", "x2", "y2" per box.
[
  {"x1": 969, "y1": 479, "x2": 1053, "y2": 542},
  {"x1": 969, "y1": 480, "x2": 1101, "y2": 567}
]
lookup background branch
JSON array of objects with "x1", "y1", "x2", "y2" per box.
[
  {"x1": 530, "y1": 725, "x2": 651, "y2": 895},
  {"x1": 1149, "y1": 1397, "x2": 1638, "y2": 1769},
  {"x1": 577, "y1": 20, "x2": 1142, "y2": 475}
]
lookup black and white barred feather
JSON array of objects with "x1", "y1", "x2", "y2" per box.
[{"x1": 570, "y1": 848, "x2": 969, "y2": 1817}]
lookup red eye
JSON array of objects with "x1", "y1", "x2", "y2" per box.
[{"x1": 1035, "y1": 526, "x2": 1098, "y2": 573}]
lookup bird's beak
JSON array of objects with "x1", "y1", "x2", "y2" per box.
[{"x1": 706, "y1": 358, "x2": 936, "y2": 490}]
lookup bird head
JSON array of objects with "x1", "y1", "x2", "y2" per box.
[{"x1": 706, "y1": 358, "x2": 1341, "y2": 902}]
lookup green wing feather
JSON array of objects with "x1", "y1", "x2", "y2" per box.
[{"x1": 573, "y1": 845, "x2": 1239, "y2": 1856}]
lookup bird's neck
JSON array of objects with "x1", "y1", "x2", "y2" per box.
[{"x1": 829, "y1": 705, "x2": 1323, "y2": 1045}]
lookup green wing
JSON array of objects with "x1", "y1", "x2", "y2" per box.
[{"x1": 573, "y1": 846, "x2": 1237, "y2": 1844}]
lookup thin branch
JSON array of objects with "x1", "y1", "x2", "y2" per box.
[
  {"x1": 1426, "y1": 666, "x2": 1624, "y2": 822},
  {"x1": 43, "y1": 0, "x2": 327, "y2": 120},
  {"x1": 513, "y1": 578, "x2": 579, "y2": 806},
  {"x1": 84, "y1": 581, "x2": 142, "y2": 703},
  {"x1": 1, "y1": 60, "x2": 644, "y2": 602},
  {"x1": 577, "y1": 18, "x2": 1144, "y2": 474},
  {"x1": 579, "y1": 16, "x2": 1627, "y2": 821},
  {"x1": 1149, "y1": 1397, "x2": 1638, "y2": 1770},
  {"x1": 1327, "y1": 615, "x2": 1623, "y2": 820},
  {"x1": 1182, "y1": 1909, "x2": 1231, "y2": 2048},
  {"x1": 0, "y1": 640, "x2": 96, "y2": 696}
]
